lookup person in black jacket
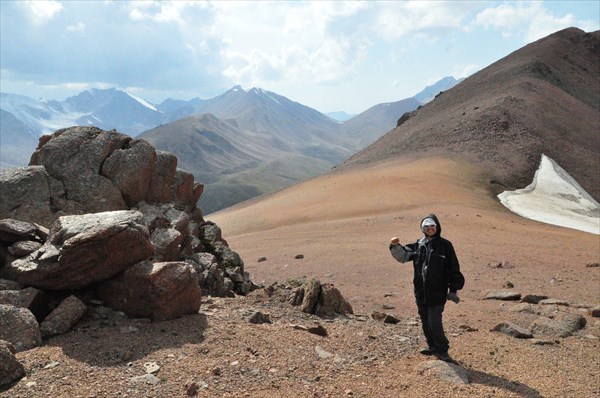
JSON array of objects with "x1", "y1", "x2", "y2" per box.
[{"x1": 389, "y1": 214, "x2": 465, "y2": 363}]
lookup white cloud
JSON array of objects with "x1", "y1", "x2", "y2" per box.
[
  {"x1": 474, "y1": 2, "x2": 595, "y2": 43},
  {"x1": 127, "y1": 1, "x2": 204, "y2": 23},
  {"x1": 210, "y1": 1, "x2": 370, "y2": 87},
  {"x1": 375, "y1": 1, "x2": 475, "y2": 39},
  {"x1": 66, "y1": 22, "x2": 86, "y2": 34},
  {"x1": 21, "y1": 0, "x2": 63, "y2": 25},
  {"x1": 452, "y1": 63, "x2": 479, "y2": 79}
]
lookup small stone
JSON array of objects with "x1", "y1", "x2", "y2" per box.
[
  {"x1": 530, "y1": 339, "x2": 556, "y2": 345},
  {"x1": 503, "y1": 281, "x2": 514, "y2": 288},
  {"x1": 143, "y1": 362, "x2": 160, "y2": 374},
  {"x1": 585, "y1": 262, "x2": 599, "y2": 267},
  {"x1": 490, "y1": 322, "x2": 533, "y2": 338},
  {"x1": 458, "y1": 324, "x2": 478, "y2": 332},
  {"x1": 315, "y1": 346, "x2": 333, "y2": 359},
  {"x1": 257, "y1": 257, "x2": 267, "y2": 263},
  {"x1": 484, "y1": 290, "x2": 521, "y2": 301},
  {"x1": 589, "y1": 306, "x2": 600, "y2": 317},
  {"x1": 43, "y1": 361, "x2": 60, "y2": 369},
  {"x1": 294, "y1": 254, "x2": 304, "y2": 259}
]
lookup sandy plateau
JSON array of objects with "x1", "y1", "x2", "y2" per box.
[{"x1": 3, "y1": 157, "x2": 599, "y2": 398}]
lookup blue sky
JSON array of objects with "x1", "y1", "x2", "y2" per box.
[{"x1": 1, "y1": 1, "x2": 598, "y2": 114}]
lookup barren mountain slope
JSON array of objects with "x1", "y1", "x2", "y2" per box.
[
  {"x1": 343, "y1": 28, "x2": 600, "y2": 200},
  {"x1": 206, "y1": 156, "x2": 600, "y2": 397}
]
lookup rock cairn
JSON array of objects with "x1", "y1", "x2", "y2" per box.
[{"x1": 0, "y1": 126, "x2": 258, "y2": 386}]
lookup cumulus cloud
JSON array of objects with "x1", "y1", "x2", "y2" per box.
[
  {"x1": 474, "y1": 2, "x2": 596, "y2": 42},
  {"x1": 213, "y1": 1, "x2": 369, "y2": 86},
  {"x1": 21, "y1": 0, "x2": 63, "y2": 25},
  {"x1": 375, "y1": 1, "x2": 477, "y2": 39},
  {"x1": 127, "y1": 1, "x2": 206, "y2": 23}
]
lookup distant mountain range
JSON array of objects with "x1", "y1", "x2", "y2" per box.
[{"x1": 0, "y1": 76, "x2": 462, "y2": 212}]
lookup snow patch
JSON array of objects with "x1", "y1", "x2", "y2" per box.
[
  {"x1": 126, "y1": 92, "x2": 158, "y2": 111},
  {"x1": 498, "y1": 154, "x2": 599, "y2": 235}
]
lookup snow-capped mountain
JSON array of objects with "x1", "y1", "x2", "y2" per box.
[{"x1": 0, "y1": 88, "x2": 166, "y2": 139}]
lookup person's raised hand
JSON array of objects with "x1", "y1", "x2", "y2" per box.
[{"x1": 447, "y1": 292, "x2": 460, "y2": 304}]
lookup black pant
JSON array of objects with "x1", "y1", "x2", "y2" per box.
[{"x1": 416, "y1": 300, "x2": 449, "y2": 353}]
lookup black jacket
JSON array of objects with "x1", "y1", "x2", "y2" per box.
[{"x1": 404, "y1": 214, "x2": 464, "y2": 306}]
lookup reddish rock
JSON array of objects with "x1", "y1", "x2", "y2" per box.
[
  {"x1": 96, "y1": 261, "x2": 202, "y2": 321},
  {"x1": 0, "y1": 340, "x2": 25, "y2": 386},
  {"x1": 40, "y1": 295, "x2": 87, "y2": 338}
]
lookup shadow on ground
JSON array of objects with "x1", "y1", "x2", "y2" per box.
[
  {"x1": 467, "y1": 367, "x2": 543, "y2": 398},
  {"x1": 43, "y1": 312, "x2": 208, "y2": 367}
]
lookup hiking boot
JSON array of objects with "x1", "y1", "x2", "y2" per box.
[
  {"x1": 435, "y1": 352, "x2": 457, "y2": 364},
  {"x1": 419, "y1": 346, "x2": 437, "y2": 355}
]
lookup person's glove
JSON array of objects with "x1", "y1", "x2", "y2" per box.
[{"x1": 447, "y1": 292, "x2": 460, "y2": 304}]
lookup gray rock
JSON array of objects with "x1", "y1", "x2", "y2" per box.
[
  {"x1": 490, "y1": 322, "x2": 533, "y2": 338},
  {"x1": 40, "y1": 295, "x2": 87, "y2": 338},
  {"x1": 0, "y1": 304, "x2": 41, "y2": 352},
  {"x1": 484, "y1": 290, "x2": 522, "y2": 301},
  {"x1": 417, "y1": 360, "x2": 470, "y2": 384},
  {"x1": 0, "y1": 279, "x2": 22, "y2": 291},
  {"x1": 0, "y1": 167, "x2": 64, "y2": 228},
  {"x1": 0, "y1": 287, "x2": 46, "y2": 320},
  {"x1": 0, "y1": 219, "x2": 48, "y2": 244},
  {"x1": 529, "y1": 313, "x2": 586, "y2": 338},
  {"x1": 590, "y1": 306, "x2": 600, "y2": 317},
  {"x1": 0, "y1": 340, "x2": 25, "y2": 386},
  {"x1": 8, "y1": 240, "x2": 43, "y2": 257},
  {"x1": 315, "y1": 283, "x2": 353, "y2": 316}
]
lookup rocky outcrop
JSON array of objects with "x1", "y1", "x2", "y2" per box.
[
  {"x1": 291, "y1": 278, "x2": 353, "y2": 317},
  {"x1": 0, "y1": 126, "x2": 256, "y2": 342},
  {"x1": 1, "y1": 126, "x2": 202, "y2": 228}
]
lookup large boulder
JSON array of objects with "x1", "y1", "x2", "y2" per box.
[
  {"x1": 95, "y1": 261, "x2": 202, "y2": 321},
  {"x1": 0, "y1": 167, "x2": 64, "y2": 228},
  {"x1": 1, "y1": 211, "x2": 153, "y2": 290},
  {"x1": 101, "y1": 139, "x2": 157, "y2": 207},
  {"x1": 30, "y1": 126, "x2": 129, "y2": 215},
  {"x1": 0, "y1": 304, "x2": 41, "y2": 352}
]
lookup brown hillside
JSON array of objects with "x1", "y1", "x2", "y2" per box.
[{"x1": 343, "y1": 28, "x2": 600, "y2": 200}]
